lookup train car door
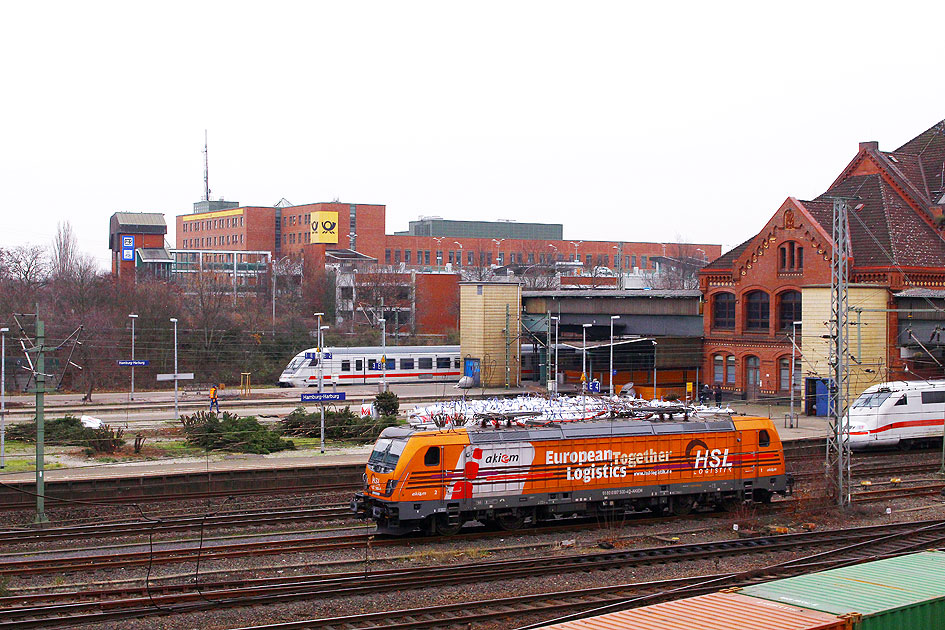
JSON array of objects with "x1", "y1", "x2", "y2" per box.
[{"x1": 354, "y1": 357, "x2": 366, "y2": 384}]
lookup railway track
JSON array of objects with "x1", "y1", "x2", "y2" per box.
[
  {"x1": 3, "y1": 519, "x2": 945, "y2": 629},
  {"x1": 0, "y1": 504, "x2": 353, "y2": 546},
  {"x1": 2, "y1": 473, "x2": 940, "y2": 575}
]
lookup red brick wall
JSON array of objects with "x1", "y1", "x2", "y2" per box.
[
  {"x1": 176, "y1": 207, "x2": 275, "y2": 252},
  {"x1": 381, "y1": 234, "x2": 718, "y2": 270},
  {"x1": 279, "y1": 203, "x2": 386, "y2": 258},
  {"x1": 700, "y1": 200, "x2": 831, "y2": 396},
  {"x1": 414, "y1": 273, "x2": 460, "y2": 335},
  {"x1": 112, "y1": 233, "x2": 166, "y2": 278}
]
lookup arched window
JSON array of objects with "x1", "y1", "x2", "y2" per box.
[
  {"x1": 779, "y1": 291, "x2": 802, "y2": 331},
  {"x1": 745, "y1": 355, "x2": 761, "y2": 390},
  {"x1": 712, "y1": 292, "x2": 736, "y2": 329},
  {"x1": 713, "y1": 354, "x2": 725, "y2": 383},
  {"x1": 745, "y1": 291, "x2": 770, "y2": 331},
  {"x1": 779, "y1": 241, "x2": 803, "y2": 271}
]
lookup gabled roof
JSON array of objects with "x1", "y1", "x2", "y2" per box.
[
  {"x1": 811, "y1": 174, "x2": 945, "y2": 268},
  {"x1": 894, "y1": 120, "x2": 945, "y2": 203},
  {"x1": 701, "y1": 236, "x2": 752, "y2": 272},
  {"x1": 705, "y1": 121, "x2": 945, "y2": 280},
  {"x1": 113, "y1": 212, "x2": 166, "y2": 228}
]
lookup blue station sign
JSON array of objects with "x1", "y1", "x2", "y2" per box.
[
  {"x1": 121, "y1": 235, "x2": 135, "y2": 261},
  {"x1": 301, "y1": 392, "x2": 346, "y2": 403}
]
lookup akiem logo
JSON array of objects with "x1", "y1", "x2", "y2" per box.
[{"x1": 483, "y1": 451, "x2": 519, "y2": 464}]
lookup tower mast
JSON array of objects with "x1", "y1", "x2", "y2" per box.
[{"x1": 203, "y1": 130, "x2": 210, "y2": 202}]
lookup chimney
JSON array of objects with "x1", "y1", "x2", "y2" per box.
[{"x1": 859, "y1": 141, "x2": 879, "y2": 152}]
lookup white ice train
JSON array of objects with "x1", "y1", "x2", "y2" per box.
[
  {"x1": 847, "y1": 380, "x2": 945, "y2": 449},
  {"x1": 279, "y1": 345, "x2": 462, "y2": 387},
  {"x1": 278, "y1": 344, "x2": 557, "y2": 387}
]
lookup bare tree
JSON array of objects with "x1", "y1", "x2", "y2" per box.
[
  {"x1": 651, "y1": 238, "x2": 705, "y2": 289},
  {"x1": 51, "y1": 221, "x2": 79, "y2": 280},
  {"x1": 6, "y1": 245, "x2": 49, "y2": 291}
]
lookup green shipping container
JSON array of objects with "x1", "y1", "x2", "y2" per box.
[{"x1": 743, "y1": 551, "x2": 945, "y2": 630}]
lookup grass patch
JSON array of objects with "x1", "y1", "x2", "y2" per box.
[{"x1": 0, "y1": 459, "x2": 63, "y2": 473}]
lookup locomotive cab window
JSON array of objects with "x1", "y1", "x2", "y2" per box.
[
  {"x1": 894, "y1": 395, "x2": 908, "y2": 406},
  {"x1": 424, "y1": 446, "x2": 440, "y2": 467},
  {"x1": 758, "y1": 429, "x2": 770, "y2": 447},
  {"x1": 367, "y1": 438, "x2": 406, "y2": 473}
]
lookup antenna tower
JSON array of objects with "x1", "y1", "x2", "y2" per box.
[
  {"x1": 826, "y1": 196, "x2": 856, "y2": 506},
  {"x1": 203, "y1": 130, "x2": 210, "y2": 201}
]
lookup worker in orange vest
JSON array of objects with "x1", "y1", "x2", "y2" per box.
[{"x1": 209, "y1": 385, "x2": 220, "y2": 413}]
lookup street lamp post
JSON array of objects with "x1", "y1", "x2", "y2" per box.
[
  {"x1": 790, "y1": 320, "x2": 802, "y2": 423},
  {"x1": 609, "y1": 315, "x2": 620, "y2": 396},
  {"x1": 318, "y1": 319, "x2": 329, "y2": 454},
  {"x1": 1, "y1": 326, "x2": 8, "y2": 468},
  {"x1": 569, "y1": 241, "x2": 583, "y2": 264},
  {"x1": 582, "y1": 323, "x2": 591, "y2": 417},
  {"x1": 379, "y1": 318, "x2": 387, "y2": 392},
  {"x1": 652, "y1": 340, "x2": 658, "y2": 400},
  {"x1": 550, "y1": 316, "x2": 559, "y2": 396},
  {"x1": 170, "y1": 318, "x2": 179, "y2": 419},
  {"x1": 128, "y1": 314, "x2": 138, "y2": 400},
  {"x1": 492, "y1": 238, "x2": 505, "y2": 266}
]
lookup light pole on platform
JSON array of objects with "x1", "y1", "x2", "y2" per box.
[
  {"x1": 170, "y1": 318, "x2": 179, "y2": 419},
  {"x1": 609, "y1": 315, "x2": 620, "y2": 396},
  {"x1": 1, "y1": 326, "x2": 8, "y2": 469},
  {"x1": 128, "y1": 314, "x2": 138, "y2": 400}
]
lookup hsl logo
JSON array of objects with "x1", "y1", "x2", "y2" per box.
[{"x1": 685, "y1": 439, "x2": 732, "y2": 469}]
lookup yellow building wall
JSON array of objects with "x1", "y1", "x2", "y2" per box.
[
  {"x1": 460, "y1": 283, "x2": 522, "y2": 387},
  {"x1": 802, "y1": 286, "x2": 889, "y2": 402}
]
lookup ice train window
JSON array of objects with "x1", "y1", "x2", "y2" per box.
[
  {"x1": 921, "y1": 391, "x2": 945, "y2": 404},
  {"x1": 853, "y1": 391, "x2": 892, "y2": 408},
  {"x1": 436, "y1": 357, "x2": 451, "y2": 369},
  {"x1": 424, "y1": 446, "x2": 440, "y2": 467},
  {"x1": 759, "y1": 429, "x2": 770, "y2": 447},
  {"x1": 894, "y1": 395, "x2": 907, "y2": 406},
  {"x1": 418, "y1": 357, "x2": 433, "y2": 370},
  {"x1": 340, "y1": 360, "x2": 350, "y2": 372},
  {"x1": 401, "y1": 358, "x2": 414, "y2": 370}
]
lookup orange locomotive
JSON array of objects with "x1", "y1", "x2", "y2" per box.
[{"x1": 352, "y1": 416, "x2": 792, "y2": 535}]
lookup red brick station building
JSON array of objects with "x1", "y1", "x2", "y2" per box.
[
  {"x1": 109, "y1": 118, "x2": 945, "y2": 404},
  {"x1": 700, "y1": 119, "x2": 945, "y2": 404}
]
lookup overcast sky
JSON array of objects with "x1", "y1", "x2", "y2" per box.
[{"x1": 2, "y1": 2, "x2": 942, "y2": 269}]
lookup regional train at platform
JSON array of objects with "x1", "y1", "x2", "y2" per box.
[
  {"x1": 352, "y1": 414, "x2": 793, "y2": 535},
  {"x1": 279, "y1": 344, "x2": 566, "y2": 387}
]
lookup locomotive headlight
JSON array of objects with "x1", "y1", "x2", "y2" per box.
[{"x1": 383, "y1": 479, "x2": 398, "y2": 496}]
